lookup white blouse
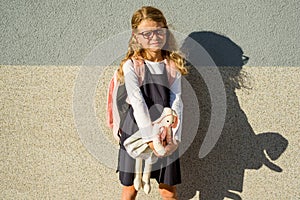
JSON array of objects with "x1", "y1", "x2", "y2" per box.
[{"x1": 123, "y1": 59, "x2": 183, "y2": 143}]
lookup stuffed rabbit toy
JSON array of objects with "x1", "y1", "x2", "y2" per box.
[{"x1": 124, "y1": 107, "x2": 178, "y2": 194}]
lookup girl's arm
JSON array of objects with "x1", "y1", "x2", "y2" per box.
[
  {"x1": 169, "y1": 72, "x2": 183, "y2": 144},
  {"x1": 123, "y1": 60, "x2": 154, "y2": 143}
]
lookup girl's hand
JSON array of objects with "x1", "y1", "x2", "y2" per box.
[
  {"x1": 164, "y1": 140, "x2": 179, "y2": 157},
  {"x1": 147, "y1": 141, "x2": 164, "y2": 157},
  {"x1": 148, "y1": 140, "x2": 179, "y2": 157}
]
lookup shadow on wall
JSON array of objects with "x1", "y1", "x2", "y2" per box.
[{"x1": 177, "y1": 31, "x2": 288, "y2": 200}]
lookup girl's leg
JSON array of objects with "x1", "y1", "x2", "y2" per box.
[
  {"x1": 158, "y1": 183, "x2": 178, "y2": 200},
  {"x1": 121, "y1": 185, "x2": 137, "y2": 200}
]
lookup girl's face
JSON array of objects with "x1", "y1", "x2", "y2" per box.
[{"x1": 134, "y1": 19, "x2": 167, "y2": 52}]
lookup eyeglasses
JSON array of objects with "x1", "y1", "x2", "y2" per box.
[{"x1": 137, "y1": 29, "x2": 167, "y2": 39}]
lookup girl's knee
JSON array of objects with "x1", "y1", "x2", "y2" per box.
[{"x1": 159, "y1": 183, "x2": 178, "y2": 199}]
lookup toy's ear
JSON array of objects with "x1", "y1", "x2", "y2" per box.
[{"x1": 171, "y1": 114, "x2": 178, "y2": 128}]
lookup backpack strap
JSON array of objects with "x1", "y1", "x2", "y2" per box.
[
  {"x1": 131, "y1": 58, "x2": 178, "y2": 87},
  {"x1": 164, "y1": 59, "x2": 177, "y2": 86},
  {"x1": 131, "y1": 58, "x2": 144, "y2": 86},
  {"x1": 106, "y1": 70, "x2": 121, "y2": 141},
  {"x1": 107, "y1": 72, "x2": 115, "y2": 128}
]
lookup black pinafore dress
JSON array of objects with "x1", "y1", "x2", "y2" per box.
[{"x1": 117, "y1": 61, "x2": 181, "y2": 186}]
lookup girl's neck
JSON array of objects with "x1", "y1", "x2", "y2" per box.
[{"x1": 143, "y1": 50, "x2": 164, "y2": 62}]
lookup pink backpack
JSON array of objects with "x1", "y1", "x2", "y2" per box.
[{"x1": 106, "y1": 58, "x2": 177, "y2": 141}]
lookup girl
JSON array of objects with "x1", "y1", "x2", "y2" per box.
[{"x1": 116, "y1": 6, "x2": 188, "y2": 200}]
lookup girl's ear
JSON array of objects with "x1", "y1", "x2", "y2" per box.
[{"x1": 132, "y1": 31, "x2": 137, "y2": 38}]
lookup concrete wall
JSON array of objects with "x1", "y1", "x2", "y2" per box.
[
  {"x1": 1, "y1": 0, "x2": 299, "y2": 66},
  {"x1": 1, "y1": 1, "x2": 299, "y2": 199}
]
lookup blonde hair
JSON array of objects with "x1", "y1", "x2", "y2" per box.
[{"x1": 117, "y1": 6, "x2": 188, "y2": 82}]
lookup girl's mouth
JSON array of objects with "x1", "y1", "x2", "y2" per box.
[{"x1": 150, "y1": 42, "x2": 161, "y2": 46}]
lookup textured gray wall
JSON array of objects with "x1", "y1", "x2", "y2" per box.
[
  {"x1": 1, "y1": 1, "x2": 300, "y2": 200},
  {"x1": 1, "y1": 66, "x2": 299, "y2": 199},
  {"x1": 1, "y1": 0, "x2": 299, "y2": 66}
]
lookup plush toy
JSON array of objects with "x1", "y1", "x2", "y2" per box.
[
  {"x1": 152, "y1": 107, "x2": 179, "y2": 156},
  {"x1": 127, "y1": 107, "x2": 179, "y2": 194}
]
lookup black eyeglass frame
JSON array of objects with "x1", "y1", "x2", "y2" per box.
[{"x1": 137, "y1": 28, "x2": 168, "y2": 39}]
